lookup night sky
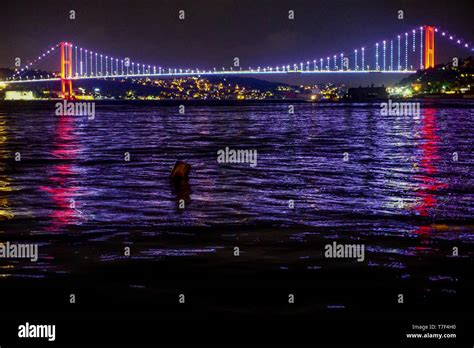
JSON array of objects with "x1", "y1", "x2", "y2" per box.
[{"x1": 1, "y1": 0, "x2": 473, "y2": 85}]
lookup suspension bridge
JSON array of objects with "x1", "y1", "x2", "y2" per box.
[{"x1": 2, "y1": 25, "x2": 472, "y2": 99}]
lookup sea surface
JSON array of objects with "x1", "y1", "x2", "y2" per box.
[{"x1": 0, "y1": 100, "x2": 473, "y2": 318}]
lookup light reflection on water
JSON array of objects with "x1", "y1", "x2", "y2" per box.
[
  {"x1": 39, "y1": 114, "x2": 83, "y2": 232},
  {"x1": 0, "y1": 101, "x2": 472, "y2": 300}
]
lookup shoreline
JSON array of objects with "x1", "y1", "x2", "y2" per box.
[{"x1": 1, "y1": 98, "x2": 473, "y2": 108}]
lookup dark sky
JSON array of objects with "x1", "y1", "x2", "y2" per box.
[{"x1": 1, "y1": 0, "x2": 473, "y2": 85}]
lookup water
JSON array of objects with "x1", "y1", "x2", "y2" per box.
[{"x1": 0, "y1": 100, "x2": 473, "y2": 317}]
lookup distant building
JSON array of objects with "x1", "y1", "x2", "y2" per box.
[
  {"x1": 347, "y1": 86, "x2": 388, "y2": 100},
  {"x1": 5, "y1": 91, "x2": 35, "y2": 100}
]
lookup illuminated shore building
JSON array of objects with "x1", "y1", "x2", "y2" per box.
[{"x1": 4, "y1": 91, "x2": 36, "y2": 100}]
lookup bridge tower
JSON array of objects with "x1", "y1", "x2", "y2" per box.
[
  {"x1": 424, "y1": 26, "x2": 435, "y2": 69},
  {"x1": 60, "y1": 42, "x2": 73, "y2": 99}
]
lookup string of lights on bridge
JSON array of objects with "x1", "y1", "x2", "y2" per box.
[
  {"x1": 11, "y1": 43, "x2": 60, "y2": 80},
  {"x1": 6, "y1": 25, "x2": 474, "y2": 82},
  {"x1": 271, "y1": 26, "x2": 472, "y2": 75}
]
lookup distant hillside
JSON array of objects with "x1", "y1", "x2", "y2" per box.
[
  {"x1": 206, "y1": 75, "x2": 292, "y2": 91},
  {"x1": 397, "y1": 56, "x2": 474, "y2": 94},
  {"x1": 0, "y1": 70, "x2": 299, "y2": 99},
  {"x1": 0, "y1": 68, "x2": 14, "y2": 80}
]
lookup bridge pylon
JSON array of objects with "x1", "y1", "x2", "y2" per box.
[
  {"x1": 60, "y1": 42, "x2": 73, "y2": 99},
  {"x1": 424, "y1": 26, "x2": 435, "y2": 69}
]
